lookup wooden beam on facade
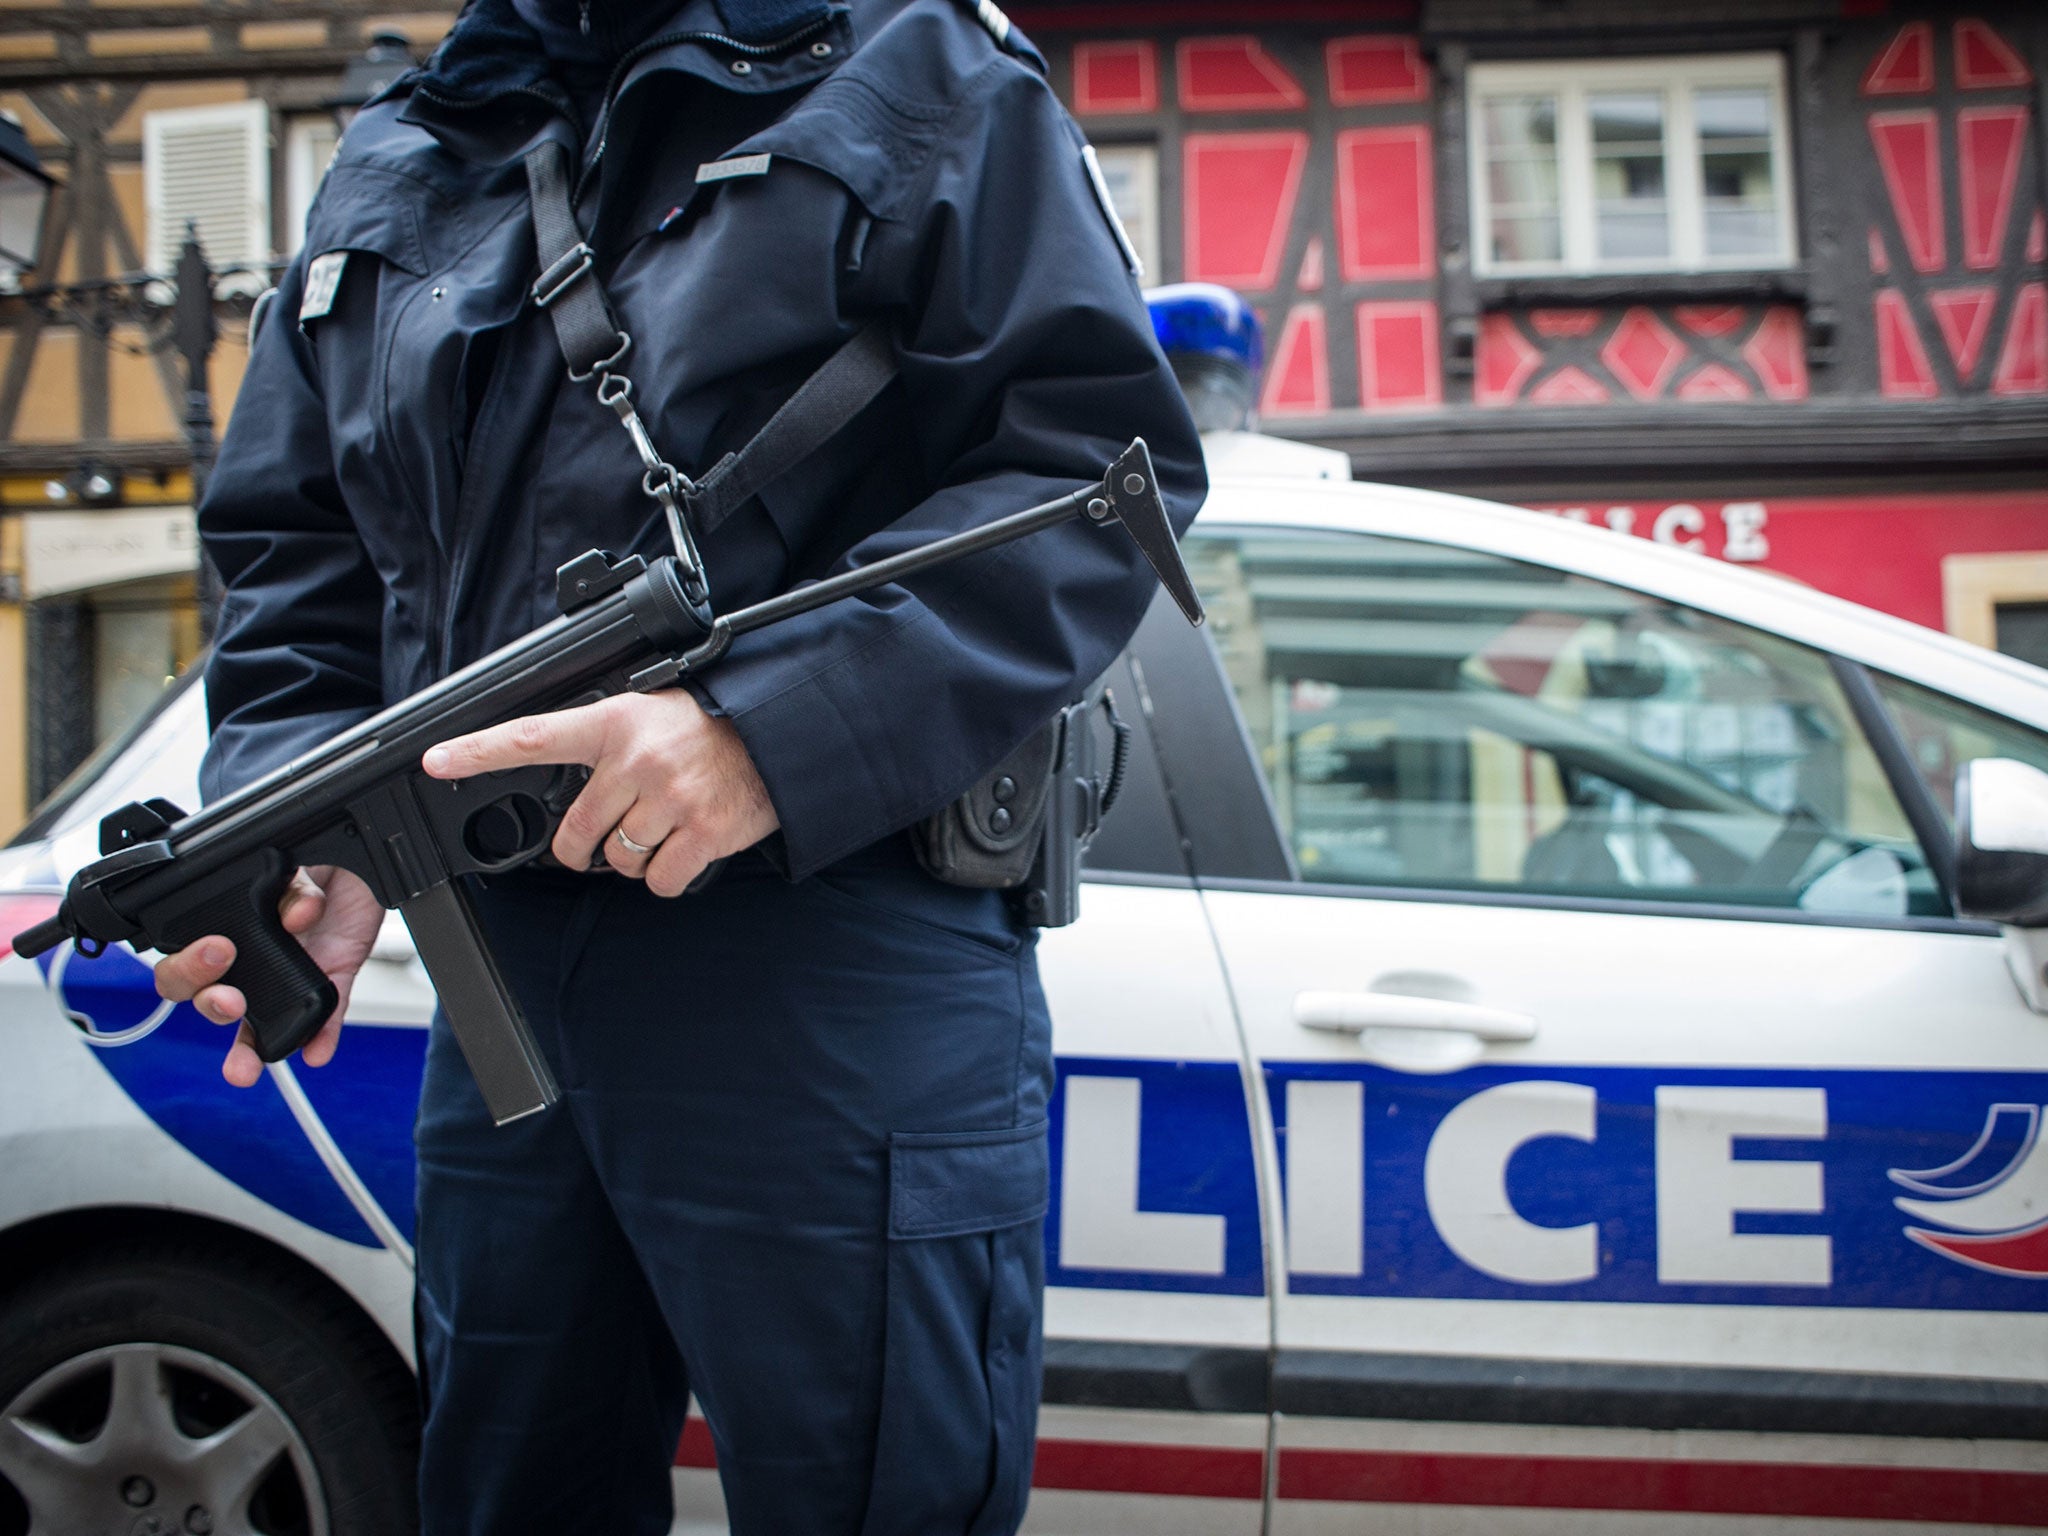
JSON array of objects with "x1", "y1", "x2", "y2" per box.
[
  {"x1": 0, "y1": 438, "x2": 191, "y2": 476},
  {"x1": 1278, "y1": 398, "x2": 2048, "y2": 488},
  {"x1": 0, "y1": 46, "x2": 369, "y2": 86}
]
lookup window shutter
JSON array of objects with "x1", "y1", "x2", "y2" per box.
[{"x1": 143, "y1": 100, "x2": 270, "y2": 280}]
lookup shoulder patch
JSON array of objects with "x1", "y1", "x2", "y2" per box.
[
  {"x1": 1082, "y1": 145, "x2": 1143, "y2": 279},
  {"x1": 932, "y1": 0, "x2": 1045, "y2": 74},
  {"x1": 953, "y1": 0, "x2": 1011, "y2": 50},
  {"x1": 973, "y1": 0, "x2": 1011, "y2": 44},
  {"x1": 300, "y1": 250, "x2": 348, "y2": 323}
]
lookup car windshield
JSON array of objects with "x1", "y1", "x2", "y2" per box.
[{"x1": 10, "y1": 665, "x2": 205, "y2": 849}]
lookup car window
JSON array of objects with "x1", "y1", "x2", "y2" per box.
[
  {"x1": 1869, "y1": 670, "x2": 2048, "y2": 831},
  {"x1": 1187, "y1": 528, "x2": 1944, "y2": 919},
  {"x1": 10, "y1": 665, "x2": 205, "y2": 849}
]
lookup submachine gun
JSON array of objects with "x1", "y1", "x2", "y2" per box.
[{"x1": 12, "y1": 441, "x2": 1203, "y2": 1127}]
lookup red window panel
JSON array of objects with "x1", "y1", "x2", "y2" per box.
[
  {"x1": 1992, "y1": 281, "x2": 2048, "y2": 396},
  {"x1": 1742, "y1": 306, "x2": 1810, "y2": 401},
  {"x1": 1355, "y1": 300, "x2": 1442, "y2": 410},
  {"x1": 1176, "y1": 36, "x2": 1307, "y2": 112},
  {"x1": 1601, "y1": 308, "x2": 1687, "y2": 399},
  {"x1": 1261, "y1": 303, "x2": 1331, "y2": 416},
  {"x1": 1530, "y1": 309, "x2": 1600, "y2": 338},
  {"x1": 1325, "y1": 35, "x2": 1428, "y2": 106},
  {"x1": 1868, "y1": 111, "x2": 1946, "y2": 274},
  {"x1": 2031, "y1": 211, "x2": 2047, "y2": 264},
  {"x1": 1674, "y1": 363, "x2": 1754, "y2": 401},
  {"x1": 1958, "y1": 106, "x2": 2030, "y2": 271},
  {"x1": 1674, "y1": 305, "x2": 1746, "y2": 338},
  {"x1": 1335, "y1": 124, "x2": 1435, "y2": 282},
  {"x1": 1072, "y1": 40, "x2": 1159, "y2": 116},
  {"x1": 1475, "y1": 313, "x2": 1541, "y2": 406},
  {"x1": 1182, "y1": 131, "x2": 1309, "y2": 290},
  {"x1": 1874, "y1": 289, "x2": 1940, "y2": 399},
  {"x1": 1929, "y1": 287, "x2": 1998, "y2": 380},
  {"x1": 1860, "y1": 21, "x2": 1934, "y2": 97},
  {"x1": 1954, "y1": 18, "x2": 2033, "y2": 91},
  {"x1": 1527, "y1": 366, "x2": 1610, "y2": 405}
]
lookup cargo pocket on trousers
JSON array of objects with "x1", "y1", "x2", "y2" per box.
[{"x1": 860, "y1": 1122, "x2": 1050, "y2": 1536}]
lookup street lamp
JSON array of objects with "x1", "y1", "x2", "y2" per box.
[{"x1": 0, "y1": 108, "x2": 54, "y2": 276}]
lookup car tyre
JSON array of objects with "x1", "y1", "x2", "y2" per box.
[{"x1": 0, "y1": 1240, "x2": 417, "y2": 1536}]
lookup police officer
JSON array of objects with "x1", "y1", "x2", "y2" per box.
[{"x1": 150, "y1": 0, "x2": 1204, "y2": 1531}]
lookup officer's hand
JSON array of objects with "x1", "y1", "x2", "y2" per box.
[
  {"x1": 422, "y1": 690, "x2": 779, "y2": 898},
  {"x1": 151, "y1": 865, "x2": 384, "y2": 1087}
]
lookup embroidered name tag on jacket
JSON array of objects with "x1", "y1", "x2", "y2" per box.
[
  {"x1": 696, "y1": 153, "x2": 772, "y2": 184},
  {"x1": 300, "y1": 251, "x2": 348, "y2": 322}
]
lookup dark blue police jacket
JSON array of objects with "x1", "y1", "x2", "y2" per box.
[{"x1": 199, "y1": 0, "x2": 1206, "y2": 878}]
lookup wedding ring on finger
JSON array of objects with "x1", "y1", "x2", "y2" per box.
[{"x1": 613, "y1": 826, "x2": 658, "y2": 858}]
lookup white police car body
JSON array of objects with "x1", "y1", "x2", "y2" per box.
[
  {"x1": 1050, "y1": 480, "x2": 2048, "y2": 1532},
  {"x1": 3, "y1": 476, "x2": 2047, "y2": 1534}
]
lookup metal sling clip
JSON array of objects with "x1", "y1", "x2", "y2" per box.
[{"x1": 594, "y1": 370, "x2": 708, "y2": 603}]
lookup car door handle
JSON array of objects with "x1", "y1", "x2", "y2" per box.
[{"x1": 1293, "y1": 990, "x2": 1538, "y2": 1042}]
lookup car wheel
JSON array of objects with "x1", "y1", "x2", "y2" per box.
[{"x1": 0, "y1": 1242, "x2": 417, "y2": 1536}]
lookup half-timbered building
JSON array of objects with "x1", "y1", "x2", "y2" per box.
[{"x1": 1, "y1": 0, "x2": 2043, "y2": 832}]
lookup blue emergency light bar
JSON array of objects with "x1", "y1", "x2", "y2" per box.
[
  {"x1": 1145, "y1": 283, "x2": 1262, "y2": 374},
  {"x1": 1145, "y1": 283, "x2": 1263, "y2": 432}
]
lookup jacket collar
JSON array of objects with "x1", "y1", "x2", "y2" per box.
[
  {"x1": 407, "y1": 0, "x2": 840, "y2": 109},
  {"x1": 395, "y1": 0, "x2": 848, "y2": 170}
]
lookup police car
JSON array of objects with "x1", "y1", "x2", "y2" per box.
[{"x1": 3, "y1": 294, "x2": 2048, "y2": 1535}]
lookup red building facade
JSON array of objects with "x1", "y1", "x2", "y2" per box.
[{"x1": 1017, "y1": 0, "x2": 2048, "y2": 665}]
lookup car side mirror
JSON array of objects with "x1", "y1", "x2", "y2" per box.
[{"x1": 1955, "y1": 757, "x2": 2048, "y2": 1012}]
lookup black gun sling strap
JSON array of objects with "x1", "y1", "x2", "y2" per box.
[
  {"x1": 521, "y1": 140, "x2": 1085, "y2": 914},
  {"x1": 522, "y1": 141, "x2": 899, "y2": 587}
]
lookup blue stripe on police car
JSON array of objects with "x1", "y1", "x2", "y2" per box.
[
  {"x1": 40, "y1": 941, "x2": 2048, "y2": 1311},
  {"x1": 1050, "y1": 1058, "x2": 2048, "y2": 1308}
]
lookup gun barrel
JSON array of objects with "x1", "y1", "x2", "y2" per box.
[{"x1": 11, "y1": 914, "x2": 70, "y2": 959}]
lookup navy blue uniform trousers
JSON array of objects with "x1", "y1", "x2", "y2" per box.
[{"x1": 413, "y1": 840, "x2": 1052, "y2": 1534}]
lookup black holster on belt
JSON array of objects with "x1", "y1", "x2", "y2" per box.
[{"x1": 912, "y1": 686, "x2": 1130, "y2": 927}]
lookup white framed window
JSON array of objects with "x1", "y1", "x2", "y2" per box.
[
  {"x1": 1089, "y1": 141, "x2": 1160, "y2": 281},
  {"x1": 283, "y1": 114, "x2": 342, "y2": 255},
  {"x1": 143, "y1": 99, "x2": 270, "y2": 282},
  {"x1": 1469, "y1": 54, "x2": 1795, "y2": 277}
]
